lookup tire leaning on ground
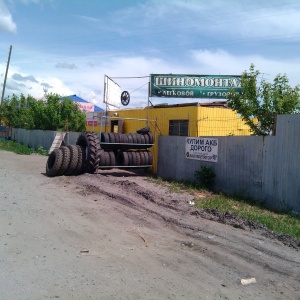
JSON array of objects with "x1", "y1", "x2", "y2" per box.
[
  {"x1": 65, "y1": 145, "x2": 79, "y2": 176},
  {"x1": 73, "y1": 145, "x2": 85, "y2": 175},
  {"x1": 46, "y1": 148, "x2": 64, "y2": 177},
  {"x1": 57, "y1": 146, "x2": 71, "y2": 176},
  {"x1": 76, "y1": 131, "x2": 101, "y2": 174}
]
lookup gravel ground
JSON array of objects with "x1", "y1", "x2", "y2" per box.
[{"x1": 0, "y1": 150, "x2": 299, "y2": 300}]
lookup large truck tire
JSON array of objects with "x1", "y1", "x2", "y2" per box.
[
  {"x1": 57, "y1": 146, "x2": 71, "y2": 176},
  {"x1": 46, "y1": 148, "x2": 64, "y2": 177},
  {"x1": 65, "y1": 145, "x2": 79, "y2": 176},
  {"x1": 77, "y1": 131, "x2": 101, "y2": 174},
  {"x1": 74, "y1": 145, "x2": 85, "y2": 175}
]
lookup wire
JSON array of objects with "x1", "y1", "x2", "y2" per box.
[
  {"x1": 110, "y1": 76, "x2": 150, "y2": 79},
  {"x1": 129, "y1": 82, "x2": 148, "y2": 94}
]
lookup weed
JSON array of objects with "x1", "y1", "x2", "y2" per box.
[
  {"x1": 0, "y1": 140, "x2": 47, "y2": 156},
  {"x1": 195, "y1": 166, "x2": 216, "y2": 188},
  {"x1": 36, "y1": 145, "x2": 48, "y2": 156}
]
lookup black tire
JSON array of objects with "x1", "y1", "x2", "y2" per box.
[
  {"x1": 123, "y1": 134, "x2": 129, "y2": 143},
  {"x1": 136, "y1": 133, "x2": 141, "y2": 144},
  {"x1": 131, "y1": 133, "x2": 138, "y2": 144},
  {"x1": 136, "y1": 126, "x2": 150, "y2": 134},
  {"x1": 65, "y1": 145, "x2": 79, "y2": 176},
  {"x1": 140, "y1": 151, "x2": 148, "y2": 166},
  {"x1": 135, "y1": 151, "x2": 141, "y2": 165},
  {"x1": 100, "y1": 132, "x2": 110, "y2": 150},
  {"x1": 118, "y1": 151, "x2": 129, "y2": 166},
  {"x1": 46, "y1": 148, "x2": 64, "y2": 177},
  {"x1": 147, "y1": 150, "x2": 153, "y2": 165},
  {"x1": 139, "y1": 151, "x2": 146, "y2": 165},
  {"x1": 99, "y1": 150, "x2": 106, "y2": 167},
  {"x1": 131, "y1": 151, "x2": 137, "y2": 165},
  {"x1": 74, "y1": 145, "x2": 85, "y2": 175},
  {"x1": 108, "y1": 132, "x2": 115, "y2": 143},
  {"x1": 127, "y1": 133, "x2": 133, "y2": 144},
  {"x1": 119, "y1": 134, "x2": 124, "y2": 143},
  {"x1": 57, "y1": 146, "x2": 71, "y2": 176},
  {"x1": 104, "y1": 151, "x2": 110, "y2": 166},
  {"x1": 127, "y1": 151, "x2": 133, "y2": 166},
  {"x1": 76, "y1": 131, "x2": 101, "y2": 174},
  {"x1": 147, "y1": 132, "x2": 154, "y2": 144},
  {"x1": 108, "y1": 151, "x2": 116, "y2": 166},
  {"x1": 140, "y1": 134, "x2": 145, "y2": 144},
  {"x1": 101, "y1": 132, "x2": 110, "y2": 143},
  {"x1": 144, "y1": 134, "x2": 150, "y2": 145},
  {"x1": 113, "y1": 132, "x2": 120, "y2": 143}
]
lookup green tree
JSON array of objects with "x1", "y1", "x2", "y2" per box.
[
  {"x1": 60, "y1": 98, "x2": 86, "y2": 131},
  {"x1": 0, "y1": 93, "x2": 86, "y2": 132},
  {"x1": 0, "y1": 95, "x2": 22, "y2": 127},
  {"x1": 227, "y1": 64, "x2": 300, "y2": 135}
]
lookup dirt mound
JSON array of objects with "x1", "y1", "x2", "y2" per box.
[{"x1": 76, "y1": 172, "x2": 300, "y2": 250}]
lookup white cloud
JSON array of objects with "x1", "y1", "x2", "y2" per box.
[
  {"x1": 0, "y1": 1, "x2": 17, "y2": 33},
  {"x1": 191, "y1": 49, "x2": 300, "y2": 87},
  {"x1": 55, "y1": 62, "x2": 77, "y2": 69},
  {"x1": 5, "y1": 49, "x2": 300, "y2": 107}
]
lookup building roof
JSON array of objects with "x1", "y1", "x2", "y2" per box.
[
  {"x1": 151, "y1": 101, "x2": 228, "y2": 108},
  {"x1": 63, "y1": 94, "x2": 104, "y2": 112}
]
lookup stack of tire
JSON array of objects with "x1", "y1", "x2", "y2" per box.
[
  {"x1": 45, "y1": 129, "x2": 154, "y2": 177},
  {"x1": 46, "y1": 131, "x2": 101, "y2": 177},
  {"x1": 98, "y1": 130, "x2": 154, "y2": 168}
]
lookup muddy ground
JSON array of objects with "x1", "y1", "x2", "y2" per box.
[{"x1": 0, "y1": 150, "x2": 299, "y2": 299}]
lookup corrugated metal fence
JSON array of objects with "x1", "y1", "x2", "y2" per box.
[
  {"x1": 157, "y1": 115, "x2": 300, "y2": 214},
  {"x1": 11, "y1": 129, "x2": 81, "y2": 151}
]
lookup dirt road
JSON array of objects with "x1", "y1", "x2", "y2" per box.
[{"x1": 0, "y1": 150, "x2": 299, "y2": 300}]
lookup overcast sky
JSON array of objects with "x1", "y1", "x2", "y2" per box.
[{"x1": 1, "y1": 0, "x2": 300, "y2": 108}]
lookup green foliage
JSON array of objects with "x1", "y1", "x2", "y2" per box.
[
  {"x1": 195, "y1": 195, "x2": 300, "y2": 238},
  {"x1": 194, "y1": 166, "x2": 216, "y2": 188},
  {"x1": 227, "y1": 64, "x2": 300, "y2": 135},
  {"x1": 0, "y1": 140, "x2": 49, "y2": 155},
  {"x1": 0, "y1": 140, "x2": 35, "y2": 155},
  {"x1": 36, "y1": 145, "x2": 48, "y2": 156},
  {"x1": 0, "y1": 93, "x2": 86, "y2": 132}
]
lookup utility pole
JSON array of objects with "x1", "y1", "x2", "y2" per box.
[{"x1": 1, "y1": 45, "x2": 12, "y2": 105}]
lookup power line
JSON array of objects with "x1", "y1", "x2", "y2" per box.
[{"x1": 110, "y1": 76, "x2": 150, "y2": 79}]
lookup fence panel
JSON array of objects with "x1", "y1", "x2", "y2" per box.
[{"x1": 157, "y1": 115, "x2": 300, "y2": 213}]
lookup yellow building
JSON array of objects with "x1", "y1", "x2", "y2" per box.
[{"x1": 86, "y1": 102, "x2": 252, "y2": 173}]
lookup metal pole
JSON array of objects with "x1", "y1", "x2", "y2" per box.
[
  {"x1": 1, "y1": 45, "x2": 12, "y2": 105},
  {"x1": 147, "y1": 81, "x2": 150, "y2": 127}
]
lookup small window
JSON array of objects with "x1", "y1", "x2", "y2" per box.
[{"x1": 169, "y1": 120, "x2": 189, "y2": 136}]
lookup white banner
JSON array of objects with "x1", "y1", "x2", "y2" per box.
[
  {"x1": 103, "y1": 75, "x2": 121, "y2": 108},
  {"x1": 186, "y1": 137, "x2": 218, "y2": 162}
]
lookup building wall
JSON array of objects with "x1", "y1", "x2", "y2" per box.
[
  {"x1": 87, "y1": 105, "x2": 251, "y2": 137},
  {"x1": 86, "y1": 105, "x2": 252, "y2": 173},
  {"x1": 197, "y1": 107, "x2": 251, "y2": 136}
]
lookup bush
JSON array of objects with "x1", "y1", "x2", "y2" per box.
[{"x1": 195, "y1": 166, "x2": 216, "y2": 188}]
